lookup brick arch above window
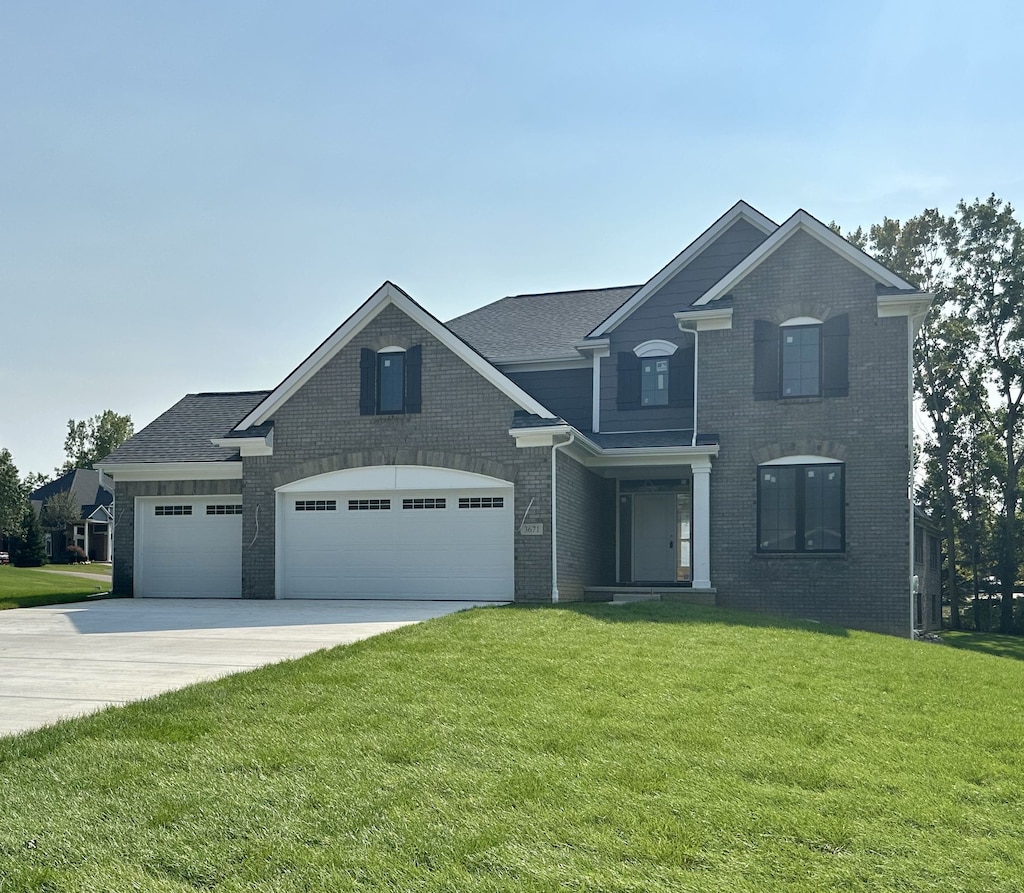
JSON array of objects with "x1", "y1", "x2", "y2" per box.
[{"x1": 751, "y1": 440, "x2": 849, "y2": 466}]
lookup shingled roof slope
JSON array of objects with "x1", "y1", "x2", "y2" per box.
[
  {"x1": 101, "y1": 391, "x2": 271, "y2": 464},
  {"x1": 447, "y1": 285, "x2": 638, "y2": 362}
]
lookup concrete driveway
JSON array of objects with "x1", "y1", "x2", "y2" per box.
[{"x1": 0, "y1": 597, "x2": 491, "y2": 737}]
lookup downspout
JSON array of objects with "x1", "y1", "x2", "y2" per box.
[
  {"x1": 550, "y1": 432, "x2": 575, "y2": 603},
  {"x1": 908, "y1": 307, "x2": 928, "y2": 638},
  {"x1": 678, "y1": 325, "x2": 699, "y2": 447}
]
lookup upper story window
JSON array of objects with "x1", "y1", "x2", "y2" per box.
[
  {"x1": 780, "y1": 319, "x2": 821, "y2": 397},
  {"x1": 757, "y1": 458, "x2": 844, "y2": 554},
  {"x1": 754, "y1": 314, "x2": 849, "y2": 401},
  {"x1": 617, "y1": 339, "x2": 693, "y2": 412},
  {"x1": 360, "y1": 345, "x2": 422, "y2": 415}
]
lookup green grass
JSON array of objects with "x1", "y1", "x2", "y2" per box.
[
  {"x1": 942, "y1": 629, "x2": 1024, "y2": 662},
  {"x1": 1, "y1": 602, "x2": 1022, "y2": 891},
  {"x1": 0, "y1": 565, "x2": 111, "y2": 610},
  {"x1": 43, "y1": 561, "x2": 114, "y2": 577}
]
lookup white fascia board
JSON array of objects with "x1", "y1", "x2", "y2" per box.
[
  {"x1": 675, "y1": 308, "x2": 733, "y2": 331},
  {"x1": 97, "y1": 462, "x2": 243, "y2": 481},
  {"x1": 589, "y1": 201, "x2": 777, "y2": 337},
  {"x1": 237, "y1": 281, "x2": 555, "y2": 429},
  {"x1": 877, "y1": 293, "x2": 934, "y2": 318},
  {"x1": 496, "y1": 356, "x2": 592, "y2": 373},
  {"x1": 694, "y1": 211, "x2": 917, "y2": 307},
  {"x1": 508, "y1": 425, "x2": 574, "y2": 448},
  {"x1": 573, "y1": 338, "x2": 610, "y2": 357},
  {"x1": 210, "y1": 436, "x2": 273, "y2": 456}
]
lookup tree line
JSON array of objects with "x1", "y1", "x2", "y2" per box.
[
  {"x1": 837, "y1": 195, "x2": 1024, "y2": 634},
  {"x1": 0, "y1": 411, "x2": 133, "y2": 566}
]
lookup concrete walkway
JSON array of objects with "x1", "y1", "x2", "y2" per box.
[{"x1": 0, "y1": 598, "x2": 490, "y2": 737}]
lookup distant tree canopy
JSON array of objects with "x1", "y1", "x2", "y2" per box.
[
  {"x1": 61, "y1": 410, "x2": 134, "y2": 474},
  {"x1": 0, "y1": 448, "x2": 24, "y2": 541},
  {"x1": 41, "y1": 489, "x2": 82, "y2": 533},
  {"x1": 839, "y1": 195, "x2": 1024, "y2": 633}
]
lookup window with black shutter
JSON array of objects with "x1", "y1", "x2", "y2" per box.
[
  {"x1": 359, "y1": 345, "x2": 422, "y2": 415},
  {"x1": 753, "y1": 315, "x2": 849, "y2": 400}
]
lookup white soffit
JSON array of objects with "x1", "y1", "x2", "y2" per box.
[
  {"x1": 236, "y1": 281, "x2": 555, "y2": 429},
  {"x1": 276, "y1": 465, "x2": 513, "y2": 492},
  {"x1": 589, "y1": 201, "x2": 777, "y2": 337},
  {"x1": 694, "y1": 210, "x2": 917, "y2": 306},
  {"x1": 97, "y1": 462, "x2": 243, "y2": 481}
]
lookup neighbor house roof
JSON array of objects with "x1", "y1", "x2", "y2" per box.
[
  {"x1": 447, "y1": 285, "x2": 638, "y2": 363},
  {"x1": 30, "y1": 468, "x2": 113, "y2": 517},
  {"x1": 101, "y1": 391, "x2": 271, "y2": 464}
]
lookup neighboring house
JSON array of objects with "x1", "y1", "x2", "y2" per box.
[
  {"x1": 30, "y1": 468, "x2": 114, "y2": 562},
  {"x1": 99, "y1": 202, "x2": 932, "y2": 636},
  {"x1": 913, "y1": 506, "x2": 943, "y2": 633}
]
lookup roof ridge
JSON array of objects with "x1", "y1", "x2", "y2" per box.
[
  {"x1": 506, "y1": 284, "x2": 640, "y2": 300},
  {"x1": 187, "y1": 389, "x2": 273, "y2": 397}
]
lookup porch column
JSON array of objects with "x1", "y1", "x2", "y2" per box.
[{"x1": 691, "y1": 457, "x2": 712, "y2": 589}]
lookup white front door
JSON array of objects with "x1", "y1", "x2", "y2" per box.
[{"x1": 632, "y1": 493, "x2": 677, "y2": 582}]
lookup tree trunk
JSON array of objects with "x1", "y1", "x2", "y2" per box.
[
  {"x1": 999, "y1": 454, "x2": 1018, "y2": 634},
  {"x1": 939, "y1": 437, "x2": 961, "y2": 630}
]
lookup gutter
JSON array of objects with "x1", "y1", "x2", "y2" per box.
[{"x1": 550, "y1": 432, "x2": 575, "y2": 603}]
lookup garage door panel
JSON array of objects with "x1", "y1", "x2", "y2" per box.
[
  {"x1": 136, "y1": 498, "x2": 242, "y2": 598},
  {"x1": 280, "y1": 484, "x2": 512, "y2": 600}
]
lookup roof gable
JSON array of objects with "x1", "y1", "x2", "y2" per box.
[
  {"x1": 235, "y1": 281, "x2": 555, "y2": 430},
  {"x1": 694, "y1": 209, "x2": 917, "y2": 306},
  {"x1": 588, "y1": 201, "x2": 777, "y2": 337}
]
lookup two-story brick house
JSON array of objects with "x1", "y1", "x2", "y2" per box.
[{"x1": 100, "y1": 202, "x2": 931, "y2": 636}]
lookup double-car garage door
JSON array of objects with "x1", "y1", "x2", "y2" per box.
[
  {"x1": 133, "y1": 467, "x2": 514, "y2": 601},
  {"x1": 278, "y1": 466, "x2": 514, "y2": 600}
]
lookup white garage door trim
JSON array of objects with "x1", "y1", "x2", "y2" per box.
[
  {"x1": 276, "y1": 466, "x2": 513, "y2": 601},
  {"x1": 134, "y1": 496, "x2": 243, "y2": 598}
]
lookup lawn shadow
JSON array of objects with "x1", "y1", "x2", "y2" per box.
[
  {"x1": 554, "y1": 599, "x2": 851, "y2": 637},
  {"x1": 941, "y1": 631, "x2": 1024, "y2": 661}
]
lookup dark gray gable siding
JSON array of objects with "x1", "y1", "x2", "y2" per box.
[
  {"x1": 506, "y1": 368, "x2": 592, "y2": 431},
  {"x1": 600, "y1": 218, "x2": 769, "y2": 433}
]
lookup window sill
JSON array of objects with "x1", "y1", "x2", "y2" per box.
[
  {"x1": 754, "y1": 551, "x2": 847, "y2": 559},
  {"x1": 777, "y1": 396, "x2": 823, "y2": 404}
]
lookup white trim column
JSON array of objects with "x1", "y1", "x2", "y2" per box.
[{"x1": 691, "y1": 457, "x2": 712, "y2": 589}]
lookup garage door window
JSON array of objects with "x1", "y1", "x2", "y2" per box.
[
  {"x1": 295, "y1": 500, "x2": 337, "y2": 511},
  {"x1": 459, "y1": 497, "x2": 504, "y2": 509},
  {"x1": 348, "y1": 499, "x2": 391, "y2": 510},
  {"x1": 206, "y1": 504, "x2": 242, "y2": 515},
  {"x1": 155, "y1": 505, "x2": 192, "y2": 516},
  {"x1": 402, "y1": 498, "x2": 446, "y2": 509}
]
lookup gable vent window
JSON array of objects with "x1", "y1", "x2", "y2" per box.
[
  {"x1": 459, "y1": 497, "x2": 504, "y2": 509},
  {"x1": 155, "y1": 505, "x2": 192, "y2": 516},
  {"x1": 206, "y1": 504, "x2": 242, "y2": 515},
  {"x1": 348, "y1": 499, "x2": 391, "y2": 511},
  {"x1": 402, "y1": 498, "x2": 446, "y2": 510},
  {"x1": 360, "y1": 345, "x2": 422, "y2": 416},
  {"x1": 295, "y1": 500, "x2": 337, "y2": 512}
]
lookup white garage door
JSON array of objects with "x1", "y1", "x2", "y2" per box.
[
  {"x1": 134, "y1": 496, "x2": 243, "y2": 598},
  {"x1": 278, "y1": 466, "x2": 513, "y2": 600}
]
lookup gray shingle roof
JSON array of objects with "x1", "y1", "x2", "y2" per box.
[
  {"x1": 30, "y1": 468, "x2": 113, "y2": 515},
  {"x1": 447, "y1": 285, "x2": 639, "y2": 362},
  {"x1": 101, "y1": 391, "x2": 271, "y2": 464}
]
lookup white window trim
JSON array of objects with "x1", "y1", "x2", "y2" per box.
[
  {"x1": 634, "y1": 339, "x2": 678, "y2": 357},
  {"x1": 762, "y1": 455, "x2": 842, "y2": 466},
  {"x1": 377, "y1": 345, "x2": 406, "y2": 354},
  {"x1": 780, "y1": 317, "x2": 822, "y2": 327}
]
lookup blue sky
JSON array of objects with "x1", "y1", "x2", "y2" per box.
[{"x1": 2, "y1": 0, "x2": 1021, "y2": 478}]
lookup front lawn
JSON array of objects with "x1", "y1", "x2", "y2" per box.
[
  {"x1": 43, "y1": 562, "x2": 113, "y2": 577},
  {"x1": 0, "y1": 565, "x2": 110, "y2": 610},
  {"x1": 1, "y1": 602, "x2": 1022, "y2": 891},
  {"x1": 942, "y1": 629, "x2": 1024, "y2": 661}
]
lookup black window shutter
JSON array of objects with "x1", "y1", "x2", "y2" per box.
[
  {"x1": 405, "y1": 344, "x2": 422, "y2": 413},
  {"x1": 359, "y1": 348, "x2": 376, "y2": 415},
  {"x1": 753, "y1": 320, "x2": 780, "y2": 401},
  {"x1": 822, "y1": 314, "x2": 849, "y2": 398},
  {"x1": 668, "y1": 344, "x2": 695, "y2": 408},
  {"x1": 617, "y1": 352, "x2": 641, "y2": 410}
]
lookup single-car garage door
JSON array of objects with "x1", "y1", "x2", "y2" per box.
[
  {"x1": 134, "y1": 496, "x2": 243, "y2": 598},
  {"x1": 277, "y1": 466, "x2": 513, "y2": 600}
]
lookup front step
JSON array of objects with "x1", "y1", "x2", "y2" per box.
[{"x1": 585, "y1": 586, "x2": 717, "y2": 607}]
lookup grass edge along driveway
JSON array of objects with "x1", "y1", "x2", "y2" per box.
[
  {"x1": 1, "y1": 601, "x2": 1023, "y2": 892},
  {"x1": 0, "y1": 565, "x2": 111, "y2": 610}
]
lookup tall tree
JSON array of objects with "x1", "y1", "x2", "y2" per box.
[
  {"x1": 41, "y1": 489, "x2": 82, "y2": 560},
  {"x1": 947, "y1": 196, "x2": 1024, "y2": 633},
  {"x1": 0, "y1": 448, "x2": 24, "y2": 544},
  {"x1": 61, "y1": 410, "x2": 134, "y2": 473},
  {"x1": 10, "y1": 506, "x2": 46, "y2": 567}
]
